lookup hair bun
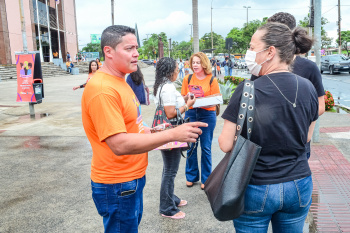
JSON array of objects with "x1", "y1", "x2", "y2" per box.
[{"x1": 292, "y1": 27, "x2": 313, "y2": 54}]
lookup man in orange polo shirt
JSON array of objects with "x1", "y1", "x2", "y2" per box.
[{"x1": 81, "y1": 25, "x2": 206, "y2": 233}]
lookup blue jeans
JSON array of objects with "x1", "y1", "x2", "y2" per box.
[
  {"x1": 185, "y1": 108, "x2": 216, "y2": 184},
  {"x1": 229, "y1": 67, "x2": 233, "y2": 76},
  {"x1": 159, "y1": 148, "x2": 181, "y2": 216},
  {"x1": 91, "y1": 176, "x2": 146, "y2": 233},
  {"x1": 178, "y1": 69, "x2": 184, "y2": 78},
  {"x1": 224, "y1": 65, "x2": 229, "y2": 76},
  {"x1": 233, "y1": 176, "x2": 313, "y2": 233}
]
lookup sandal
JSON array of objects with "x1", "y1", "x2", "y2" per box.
[
  {"x1": 178, "y1": 200, "x2": 187, "y2": 207},
  {"x1": 186, "y1": 181, "x2": 194, "y2": 187},
  {"x1": 161, "y1": 211, "x2": 186, "y2": 219},
  {"x1": 201, "y1": 184, "x2": 205, "y2": 190}
]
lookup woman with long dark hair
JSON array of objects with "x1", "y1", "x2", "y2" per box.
[
  {"x1": 153, "y1": 57, "x2": 196, "y2": 219},
  {"x1": 73, "y1": 60, "x2": 99, "y2": 90},
  {"x1": 126, "y1": 65, "x2": 149, "y2": 105},
  {"x1": 219, "y1": 23, "x2": 318, "y2": 231}
]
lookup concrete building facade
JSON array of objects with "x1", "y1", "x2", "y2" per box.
[{"x1": 0, "y1": 0, "x2": 78, "y2": 64}]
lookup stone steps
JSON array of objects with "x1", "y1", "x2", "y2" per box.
[{"x1": 0, "y1": 62, "x2": 89, "y2": 80}]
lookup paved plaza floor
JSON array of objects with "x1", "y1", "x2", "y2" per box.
[{"x1": 0, "y1": 67, "x2": 349, "y2": 232}]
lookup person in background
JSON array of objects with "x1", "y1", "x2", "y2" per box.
[
  {"x1": 178, "y1": 59, "x2": 184, "y2": 78},
  {"x1": 53, "y1": 51, "x2": 58, "y2": 58},
  {"x1": 210, "y1": 57, "x2": 217, "y2": 77},
  {"x1": 216, "y1": 60, "x2": 221, "y2": 76},
  {"x1": 184, "y1": 58, "x2": 190, "y2": 75},
  {"x1": 66, "y1": 60, "x2": 74, "y2": 73},
  {"x1": 251, "y1": 12, "x2": 325, "y2": 159},
  {"x1": 81, "y1": 25, "x2": 207, "y2": 233},
  {"x1": 181, "y1": 52, "x2": 220, "y2": 190},
  {"x1": 227, "y1": 58, "x2": 233, "y2": 76},
  {"x1": 66, "y1": 52, "x2": 70, "y2": 62},
  {"x1": 126, "y1": 65, "x2": 149, "y2": 105},
  {"x1": 153, "y1": 57, "x2": 196, "y2": 219},
  {"x1": 96, "y1": 58, "x2": 103, "y2": 68},
  {"x1": 219, "y1": 22, "x2": 318, "y2": 232},
  {"x1": 222, "y1": 57, "x2": 228, "y2": 76},
  {"x1": 73, "y1": 60, "x2": 99, "y2": 90}
]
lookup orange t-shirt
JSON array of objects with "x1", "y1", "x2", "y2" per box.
[
  {"x1": 181, "y1": 74, "x2": 220, "y2": 111},
  {"x1": 81, "y1": 70, "x2": 147, "y2": 184}
]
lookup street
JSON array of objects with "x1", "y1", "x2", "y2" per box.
[{"x1": 321, "y1": 72, "x2": 350, "y2": 107}]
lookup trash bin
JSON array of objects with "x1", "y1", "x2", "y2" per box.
[{"x1": 32, "y1": 79, "x2": 43, "y2": 104}]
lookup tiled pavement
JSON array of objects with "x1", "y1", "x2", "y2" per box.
[{"x1": 309, "y1": 126, "x2": 350, "y2": 232}]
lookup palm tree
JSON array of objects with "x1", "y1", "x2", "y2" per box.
[
  {"x1": 111, "y1": 0, "x2": 114, "y2": 25},
  {"x1": 192, "y1": 0, "x2": 199, "y2": 53}
]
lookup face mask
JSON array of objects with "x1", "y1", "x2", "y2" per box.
[{"x1": 245, "y1": 48, "x2": 269, "y2": 76}]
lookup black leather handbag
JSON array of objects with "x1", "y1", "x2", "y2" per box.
[{"x1": 204, "y1": 80, "x2": 262, "y2": 221}]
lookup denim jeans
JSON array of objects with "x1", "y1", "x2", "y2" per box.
[
  {"x1": 233, "y1": 175, "x2": 313, "y2": 233},
  {"x1": 179, "y1": 69, "x2": 184, "y2": 78},
  {"x1": 229, "y1": 67, "x2": 233, "y2": 76},
  {"x1": 91, "y1": 176, "x2": 146, "y2": 233},
  {"x1": 185, "y1": 108, "x2": 217, "y2": 184},
  {"x1": 224, "y1": 65, "x2": 228, "y2": 76},
  {"x1": 159, "y1": 148, "x2": 181, "y2": 216}
]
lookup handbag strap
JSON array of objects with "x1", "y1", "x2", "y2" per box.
[
  {"x1": 158, "y1": 84, "x2": 166, "y2": 107},
  {"x1": 234, "y1": 80, "x2": 255, "y2": 140}
]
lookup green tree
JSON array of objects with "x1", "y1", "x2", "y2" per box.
[
  {"x1": 81, "y1": 42, "x2": 102, "y2": 57},
  {"x1": 142, "y1": 33, "x2": 168, "y2": 59},
  {"x1": 227, "y1": 28, "x2": 246, "y2": 54},
  {"x1": 298, "y1": 15, "x2": 333, "y2": 49},
  {"x1": 200, "y1": 32, "x2": 225, "y2": 54},
  {"x1": 226, "y1": 19, "x2": 266, "y2": 55},
  {"x1": 336, "y1": 31, "x2": 350, "y2": 56}
]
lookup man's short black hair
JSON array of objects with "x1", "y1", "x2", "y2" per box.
[
  {"x1": 267, "y1": 12, "x2": 296, "y2": 30},
  {"x1": 101, "y1": 25, "x2": 135, "y2": 52}
]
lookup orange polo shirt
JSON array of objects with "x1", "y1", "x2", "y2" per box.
[
  {"x1": 181, "y1": 74, "x2": 220, "y2": 111},
  {"x1": 81, "y1": 70, "x2": 147, "y2": 184}
]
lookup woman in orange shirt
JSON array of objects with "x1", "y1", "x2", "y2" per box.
[
  {"x1": 73, "y1": 60, "x2": 99, "y2": 90},
  {"x1": 181, "y1": 52, "x2": 220, "y2": 190},
  {"x1": 96, "y1": 58, "x2": 103, "y2": 68}
]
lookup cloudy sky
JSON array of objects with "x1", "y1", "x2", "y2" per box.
[{"x1": 75, "y1": 0, "x2": 350, "y2": 49}]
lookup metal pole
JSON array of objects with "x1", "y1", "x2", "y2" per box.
[
  {"x1": 313, "y1": 0, "x2": 321, "y2": 143},
  {"x1": 243, "y1": 6, "x2": 251, "y2": 25},
  {"x1": 111, "y1": 0, "x2": 114, "y2": 25},
  {"x1": 19, "y1": 0, "x2": 35, "y2": 116},
  {"x1": 338, "y1": 0, "x2": 341, "y2": 54},
  {"x1": 246, "y1": 8, "x2": 248, "y2": 24},
  {"x1": 192, "y1": 0, "x2": 199, "y2": 53},
  {"x1": 56, "y1": 2, "x2": 62, "y2": 59},
  {"x1": 168, "y1": 38, "x2": 171, "y2": 57},
  {"x1": 45, "y1": 0, "x2": 53, "y2": 62},
  {"x1": 189, "y1": 24, "x2": 193, "y2": 53},
  {"x1": 211, "y1": 0, "x2": 213, "y2": 58},
  {"x1": 29, "y1": 103, "x2": 35, "y2": 117},
  {"x1": 19, "y1": 0, "x2": 28, "y2": 53},
  {"x1": 35, "y1": 0, "x2": 44, "y2": 62}
]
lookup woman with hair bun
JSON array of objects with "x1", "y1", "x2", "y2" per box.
[
  {"x1": 153, "y1": 57, "x2": 196, "y2": 219},
  {"x1": 219, "y1": 23, "x2": 318, "y2": 231}
]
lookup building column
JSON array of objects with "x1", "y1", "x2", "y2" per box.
[
  {"x1": 0, "y1": 0, "x2": 12, "y2": 64},
  {"x1": 56, "y1": 1, "x2": 62, "y2": 59},
  {"x1": 45, "y1": 0, "x2": 52, "y2": 62},
  {"x1": 35, "y1": 0, "x2": 44, "y2": 62}
]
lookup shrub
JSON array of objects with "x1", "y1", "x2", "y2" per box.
[
  {"x1": 219, "y1": 80, "x2": 234, "y2": 104},
  {"x1": 224, "y1": 76, "x2": 245, "y2": 85},
  {"x1": 324, "y1": 90, "x2": 335, "y2": 111}
]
